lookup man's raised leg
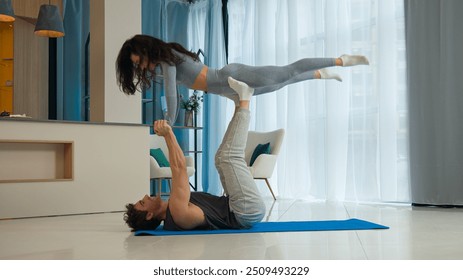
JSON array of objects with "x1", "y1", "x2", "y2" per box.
[{"x1": 214, "y1": 77, "x2": 265, "y2": 228}]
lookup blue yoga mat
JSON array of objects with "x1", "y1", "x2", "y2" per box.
[{"x1": 134, "y1": 218, "x2": 388, "y2": 236}]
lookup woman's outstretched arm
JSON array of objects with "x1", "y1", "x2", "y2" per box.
[{"x1": 160, "y1": 62, "x2": 179, "y2": 124}]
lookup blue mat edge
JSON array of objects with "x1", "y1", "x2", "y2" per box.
[{"x1": 134, "y1": 218, "x2": 389, "y2": 236}]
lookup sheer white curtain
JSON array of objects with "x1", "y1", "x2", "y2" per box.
[{"x1": 226, "y1": 0, "x2": 409, "y2": 202}]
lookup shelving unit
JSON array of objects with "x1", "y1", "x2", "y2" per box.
[
  {"x1": 0, "y1": 140, "x2": 74, "y2": 183},
  {"x1": 173, "y1": 123, "x2": 203, "y2": 191},
  {"x1": 142, "y1": 50, "x2": 206, "y2": 192}
]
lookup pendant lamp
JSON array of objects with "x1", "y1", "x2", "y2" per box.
[
  {"x1": 34, "y1": 4, "x2": 65, "y2": 38},
  {"x1": 0, "y1": 0, "x2": 15, "y2": 22}
]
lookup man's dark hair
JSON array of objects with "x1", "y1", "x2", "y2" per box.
[{"x1": 124, "y1": 203, "x2": 162, "y2": 231}]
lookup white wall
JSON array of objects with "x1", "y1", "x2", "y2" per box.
[
  {"x1": 90, "y1": 0, "x2": 142, "y2": 124},
  {"x1": 0, "y1": 120, "x2": 150, "y2": 219},
  {"x1": 0, "y1": 1, "x2": 148, "y2": 219}
]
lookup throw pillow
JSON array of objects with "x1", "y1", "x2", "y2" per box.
[
  {"x1": 250, "y1": 142, "x2": 271, "y2": 166},
  {"x1": 150, "y1": 148, "x2": 170, "y2": 167}
]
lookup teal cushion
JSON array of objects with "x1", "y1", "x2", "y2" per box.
[
  {"x1": 150, "y1": 148, "x2": 170, "y2": 167},
  {"x1": 250, "y1": 142, "x2": 271, "y2": 166}
]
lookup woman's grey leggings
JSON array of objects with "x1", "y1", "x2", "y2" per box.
[
  {"x1": 214, "y1": 108, "x2": 266, "y2": 228},
  {"x1": 206, "y1": 58, "x2": 336, "y2": 96}
]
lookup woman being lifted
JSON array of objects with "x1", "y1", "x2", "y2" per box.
[{"x1": 116, "y1": 34, "x2": 369, "y2": 124}]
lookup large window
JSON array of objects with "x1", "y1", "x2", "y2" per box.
[{"x1": 227, "y1": 0, "x2": 408, "y2": 202}]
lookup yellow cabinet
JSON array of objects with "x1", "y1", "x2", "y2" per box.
[{"x1": 0, "y1": 21, "x2": 14, "y2": 114}]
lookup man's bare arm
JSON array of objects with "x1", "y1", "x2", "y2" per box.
[
  {"x1": 154, "y1": 120, "x2": 190, "y2": 200},
  {"x1": 153, "y1": 120, "x2": 205, "y2": 229}
]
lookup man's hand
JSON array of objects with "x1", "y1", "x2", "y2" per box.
[{"x1": 154, "y1": 120, "x2": 172, "y2": 137}]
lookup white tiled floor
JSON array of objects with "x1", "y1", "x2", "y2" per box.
[{"x1": 1, "y1": 198, "x2": 462, "y2": 260}]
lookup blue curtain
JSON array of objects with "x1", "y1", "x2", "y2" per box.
[
  {"x1": 57, "y1": 0, "x2": 90, "y2": 121},
  {"x1": 201, "y1": 0, "x2": 228, "y2": 195}
]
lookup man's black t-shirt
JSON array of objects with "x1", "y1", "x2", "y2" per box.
[{"x1": 163, "y1": 192, "x2": 243, "y2": 230}]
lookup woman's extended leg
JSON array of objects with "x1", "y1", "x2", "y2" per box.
[
  {"x1": 210, "y1": 68, "x2": 341, "y2": 105},
  {"x1": 206, "y1": 54, "x2": 368, "y2": 96}
]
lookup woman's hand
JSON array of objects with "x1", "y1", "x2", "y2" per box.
[{"x1": 153, "y1": 120, "x2": 172, "y2": 137}]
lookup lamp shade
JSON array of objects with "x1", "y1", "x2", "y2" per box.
[
  {"x1": 0, "y1": 0, "x2": 15, "y2": 22},
  {"x1": 34, "y1": 4, "x2": 65, "y2": 38}
]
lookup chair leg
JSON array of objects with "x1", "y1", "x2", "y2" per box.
[
  {"x1": 150, "y1": 179, "x2": 155, "y2": 196},
  {"x1": 155, "y1": 179, "x2": 173, "y2": 197},
  {"x1": 264, "y1": 178, "x2": 277, "y2": 200},
  {"x1": 157, "y1": 179, "x2": 162, "y2": 196}
]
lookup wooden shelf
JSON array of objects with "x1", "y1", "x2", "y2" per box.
[
  {"x1": 0, "y1": 140, "x2": 74, "y2": 183},
  {"x1": 173, "y1": 126, "x2": 203, "y2": 130}
]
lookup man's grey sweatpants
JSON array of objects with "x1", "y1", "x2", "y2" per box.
[{"x1": 214, "y1": 108, "x2": 266, "y2": 228}]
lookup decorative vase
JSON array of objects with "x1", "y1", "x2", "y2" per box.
[{"x1": 184, "y1": 110, "x2": 194, "y2": 127}]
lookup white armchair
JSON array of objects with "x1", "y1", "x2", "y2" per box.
[
  {"x1": 149, "y1": 134, "x2": 195, "y2": 196},
  {"x1": 244, "y1": 129, "x2": 285, "y2": 200}
]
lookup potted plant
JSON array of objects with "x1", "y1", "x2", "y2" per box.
[{"x1": 181, "y1": 91, "x2": 203, "y2": 126}]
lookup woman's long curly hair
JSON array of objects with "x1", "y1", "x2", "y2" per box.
[{"x1": 116, "y1": 34, "x2": 199, "y2": 95}]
